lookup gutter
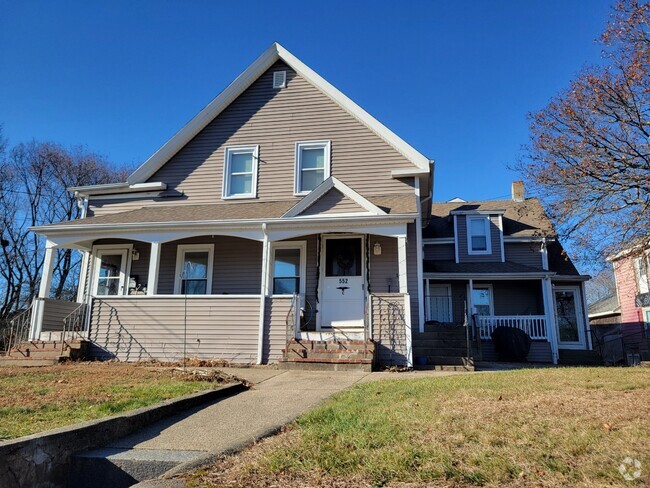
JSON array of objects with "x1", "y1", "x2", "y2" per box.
[{"x1": 30, "y1": 213, "x2": 419, "y2": 235}]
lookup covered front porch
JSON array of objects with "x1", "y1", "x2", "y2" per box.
[
  {"x1": 422, "y1": 275, "x2": 591, "y2": 364},
  {"x1": 27, "y1": 216, "x2": 418, "y2": 367}
]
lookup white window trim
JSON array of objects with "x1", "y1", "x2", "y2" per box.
[
  {"x1": 91, "y1": 243, "x2": 133, "y2": 297},
  {"x1": 294, "y1": 140, "x2": 331, "y2": 195},
  {"x1": 174, "y1": 244, "x2": 215, "y2": 295},
  {"x1": 270, "y1": 241, "x2": 307, "y2": 297},
  {"x1": 222, "y1": 145, "x2": 259, "y2": 199},
  {"x1": 467, "y1": 215, "x2": 492, "y2": 255},
  {"x1": 470, "y1": 283, "x2": 494, "y2": 316}
]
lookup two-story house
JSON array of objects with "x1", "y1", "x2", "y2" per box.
[
  {"x1": 15, "y1": 44, "x2": 593, "y2": 369},
  {"x1": 419, "y1": 182, "x2": 593, "y2": 365}
]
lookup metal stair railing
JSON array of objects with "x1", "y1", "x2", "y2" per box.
[
  {"x1": 61, "y1": 303, "x2": 88, "y2": 356},
  {"x1": 5, "y1": 304, "x2": 33, "y2": 356}
]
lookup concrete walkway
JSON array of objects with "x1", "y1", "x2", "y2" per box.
[
  {"x1": 112, "y1": 369, "x2": 368, "y2": 454},
  {"x1": 96, "y1": 368, "x2": 468, "y2": 487}
]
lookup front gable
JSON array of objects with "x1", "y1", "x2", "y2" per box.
[
  {"x1": 297, "y1": 188, "x2": 368, "y2": 216},
  {"x1": 144, "y1": 59, "x2": 419, "y2": 204}
]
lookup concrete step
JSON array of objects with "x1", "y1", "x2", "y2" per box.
[
  {"x1": 413, "y1": 347, "x2": 469, "y2": 357},
  {"x1": 415, "y1": 364, "x2": 475, "y2": 372},
  {"x1": 277, "y1": 360, "x2": 372, "y2": 372},
  {"x1": 416, "y1": 356, "x2": 474, "y2": 366},
  {"x1": 286, "y1": 340, "x2": 375, "y2": 352},
  {"x1": 69, "y1": 448, "x2": 206, "y2": 488},
  {"x1": 414, "y1": 332, "x2": 468, "y2": 341}
]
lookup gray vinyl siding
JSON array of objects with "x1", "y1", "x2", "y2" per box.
[
  {"x1": 89, "y1": 61, "x2": 416, "y2": 217},
  {"x1": 456, "y1": 215, "x2": 502, "y2": 263},
  {"x1": 300, "y1": 189, "x2": 366, "y2": 216},
  {"x1": 263, "y1": 296, "x2": 293, "y2": 363},
  {"x1": 40, "y1": 299, "x2": 82, "y2": 332},
  {"x1": 371, "y1": 293, "x2": 409, "y2": 365},
  {"x1": 505, "y1": 242, "x2": 543, "y2": 268},
  {"x1": 423, "y1": 243, "x2": 455, "y2": 261},
  {"x1": 481, "y1": 341, "x2": 552, "y2": 363},
  {"x1": 491, "y1": 281, "x2": 544, "y2": 315},
  {"x1": 156, "y1": 236, "x2": 262, "y2": 295},
  {"x1": 88, "y1": 296, "x2": 260, "y2": 362},
  {"x1": 368, "y1": 235, "x2": 398, "y2": 293}
]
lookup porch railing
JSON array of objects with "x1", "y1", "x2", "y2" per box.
[
  {"x1": 476, "y1": 315, "x2": 548, "y2": 340},
  {"x1": 61, "y1": 303, "x2": 88, "y2": 354},
  {"x1": 285, "y1": 293, "x2": 301, "y2": 345},
  {"x1": 4, "y1": 304, "x2": 33, "y2": 355}
]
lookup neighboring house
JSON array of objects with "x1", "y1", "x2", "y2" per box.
[
  {"x1": 19, "y1": 44, "x2": 593, "y2": 368},
  {"x1": 420, "y1": 182, "x2": 592, "y2": 365},
  {"x1": 606, "y1": 242, "x2": 650, "y2": 360},
  {"x1": 588, "y1": 295, "x2": 621, "y2": 326}
]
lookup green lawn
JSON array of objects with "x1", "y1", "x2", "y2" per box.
[
  {"x1": 0, "y1": 363, "x2": 219, "y2": 440},
  {"x1": 190, "y1": 368, "x2": 649, "y2": 487}
]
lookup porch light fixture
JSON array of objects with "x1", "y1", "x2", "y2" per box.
[
  {"x1": 373, "y1": 242, "x2": 382, "y2": 256},
  {"x1": 132, "y1": 249, "x2": 140, "y2": 261}
]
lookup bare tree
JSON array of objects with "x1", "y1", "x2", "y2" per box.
[
  {"x1": 0, "y1": 132, "x2": 129, "y2": 319},
  {"x1": 518, "y1": 0, "x2": 650, "y2": 265}
]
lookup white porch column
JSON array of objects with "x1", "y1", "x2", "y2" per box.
[
  {"x1": 397, "y1": 234, "x2": 413, "y2": 367},
  {"x1": 397, "y1": 235, "x2": 408, "y2": 293},
  {"x1": 76, "y1": 251, "x2": 90, "y2": 302},
  {"x1": 147, "y1": 242, "x2": 162, "y2": 296},
  {"x1": 542, "y1": 277, "x2": 559, "y2": 364},
  {"x1": 580, "y1": 281, "x2": 593, "y2": 350},
  {"x1": 30, "y1": 243, "x2": 57, "y2": 340},
  {"x1": 257, "y1": 226, "x2": 271, "y2": 364}
]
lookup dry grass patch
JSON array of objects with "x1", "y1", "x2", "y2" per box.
[
  {"x1": 188, "y1": 367, "x2": 649, "y2": 487},
  {"x1": 0, "y1": 362, "x2": 228, "y2": 440}
]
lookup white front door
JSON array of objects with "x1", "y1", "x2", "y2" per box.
[
  {"x1": 554, "y1": 286, "x2": 586, "y2": 349},
  {"x1": 320, "y1": 236, "x2": 365, "y2": 328},
  {"x1": 94, "y1": 249, "x2": 129, "y2": 296}
]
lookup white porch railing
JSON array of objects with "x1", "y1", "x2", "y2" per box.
[{"x1": 476, "y1": 315, "x2": 548, "y2": 340}]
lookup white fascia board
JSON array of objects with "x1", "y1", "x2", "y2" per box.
[
  {"x1": 282, "y1": 176, "x2": 386, "y2": 217},
  {"x1": 450, "y1": 209, "x2": 506, "y2": 216},
  {"x1": 70, "y1": 182, "x2": 167, "y2": 197},
  {"x1": 424, "y1": 272, "x2": 555, "y2": 280},
  {"x1": 30, "y1": 213, "x2": 416, "y2": 236},
  {"x1": 551, "y1": 274, "x2": 591, "y2": 282},
  {"x1": 422, "y1": 238, "x2": 455, "y2": 244},
  {"x1": 503, "y1": 236, "x2": 555, "y2": 243},
  {"x1": 127, "y1": 43, "x2": 431, "y2": 185},
  {"x1": 588, "y1": 310, "x2": 621, "y2": 319},
  {"x1": 391, "y1": 168, "x2": 430, "y2": 178}
]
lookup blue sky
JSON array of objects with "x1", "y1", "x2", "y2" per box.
[{"x1": 0, "y1": 0, "x2": 612, "y2": 202}]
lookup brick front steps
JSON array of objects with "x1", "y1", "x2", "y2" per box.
[
  {"x1": 279, "y1": 339, "x2": 375, "y2": 372},
  {"x1": 0, "y1": 339, "x2": 89, "y2": 366}
]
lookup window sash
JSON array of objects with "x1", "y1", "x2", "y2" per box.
[
  {"x1": 468, "y1": 217, "x2": 490, "y2": 253},
  {"x1": 224, "y1": 146, "x2": 258, "y2": 198},
  {"x1": 295, "y1": 141, "x2": 330, "y2": 194},
  {"x1": 271, "y1": 244, "x2": 305, "y2": 296},
  {"x1": 174, "y1": 245, "x2": 214, "y2": 295}
]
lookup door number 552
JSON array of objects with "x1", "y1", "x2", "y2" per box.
[{"x1": 338, "y1": 278, "x2": 349, "y2": 284}]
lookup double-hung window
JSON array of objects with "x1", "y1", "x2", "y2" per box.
[
  {"x1": 295, "y1": 141, "x2": 330, "y2": 194},
  {"x1": 634, "y1": 256, "x2": 649, "y2": 294},
  {"x1": 223, "y1": 146, "x2": 259, "y2": 199},
  {"x1": 174, "y1": 244, "x2": 214, "y2": 295},
  {"x1": 270, "y1": 242, "x2": 306, "y2": 296},
  {"x1": 467, "y1": 216, "x2": 491, "y2": 254}
]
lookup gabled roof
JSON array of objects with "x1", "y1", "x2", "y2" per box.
[
  {"x1": 126, "y1": 42, "x2": 430, "y2": 185},
  {"x1": 588, "y1": 294, "x2": 621, "y2": 318},
  {"x1": 283, "y1": 177, "x2": 386, "y2": 218},
  {"x1": 425, "y1": 198, "x2": 555, "y2": 238}
]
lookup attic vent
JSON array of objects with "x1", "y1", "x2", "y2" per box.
[{"x1": 273, "y1": 70, "x2": 286, "y2": 89}]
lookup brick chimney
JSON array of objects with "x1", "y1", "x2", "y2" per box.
[{"x1": 511, "y1": 180, "x2": 525, "y2": 202}]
